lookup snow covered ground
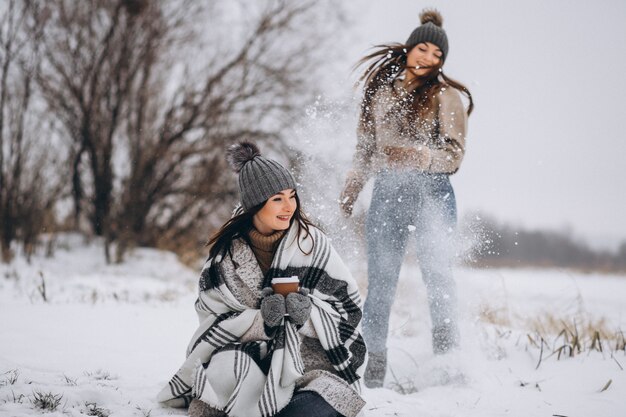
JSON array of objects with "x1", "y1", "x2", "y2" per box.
[{"x1": 1, "y1": 235, "x2": 625, "y2": 417}]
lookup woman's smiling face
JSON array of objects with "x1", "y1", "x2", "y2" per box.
[
  {"x1": 252, "y1": 189, "x2": 297, "y2": 235},
  {"x1": 406, "y1": 41, "x2": 442, "y2": 78}
]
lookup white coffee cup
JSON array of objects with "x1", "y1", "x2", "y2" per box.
[{"x1": 271, "y1": 276, "x2": 299, "y2": 297}]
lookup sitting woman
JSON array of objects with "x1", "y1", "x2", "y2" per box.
[{"x1": 158, "y1": 142, "x2": 366, "y2": 417}]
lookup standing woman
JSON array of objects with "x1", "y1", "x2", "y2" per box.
[
  {"x1": 340, "y1": 9, "x2": 473, "y2": 388},
  {"x1": 159, "y1": 142, "x2": 366, "y2": 417}
]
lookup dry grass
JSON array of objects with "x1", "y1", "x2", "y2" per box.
[
  {"x1": 478, "y1": 302, "x2": 625, "y2": 368},
  {"x1": 31, "y1": 390, "x2": 63, "y2": 412},
  {"x1": 387, "y1": 366, "x2": 419, "y2": 395},
  {"x1": 477, "y1": 303, "x2": 512, "y2": 327},
  {"x1": 84, "y1": 402, "x2": 111, "y2": 417},
  {"x1": 526, "y1": 315, "x2": 624, "y2": 356},
  {"x1": 5, "y1": 391, "x2": 26, "y2": 404},
  {"x1": 84, "y1": 369, "x2": 116, "y2": 381},
  {"x1": 1, "y1": 369, "x2": 19, "y2": 386},
  {"x1": 62, "y1": 374, "x2": 77, "y2": 386}
]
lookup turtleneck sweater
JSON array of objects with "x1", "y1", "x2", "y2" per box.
[{"x1": 247, "y1": 228, "x2": 285, "y2": 275}]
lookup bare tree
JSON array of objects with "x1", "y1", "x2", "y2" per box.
[
  {"x1": 24, "y1": 0, "x2": 340, "y2": 261},
  {"x1": 28, "y1": 0, "x2": 157, "y2": 239},
  {"x1": 112, "y1": 1, "x2": 327, "y2": 260},
  {"x1": 0, "y1": 0, "x2": 62, "y2": 262}
]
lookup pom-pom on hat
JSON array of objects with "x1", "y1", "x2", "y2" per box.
[
  {"x1": 226, "y1": 142, "x2": 297, "y2": 211},
  {"x1": 405, "y1": 9, "x2": 449, "y2": 61}
]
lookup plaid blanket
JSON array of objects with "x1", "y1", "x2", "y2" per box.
[{"x1": 157, "y1": 223, "x2": 366, "y2": 417}]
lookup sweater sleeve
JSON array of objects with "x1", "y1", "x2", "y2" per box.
[
  {"x1": 350, "y1": 122, "x2": 376, "y2": 186},
  {"x1": 345, "y1": 91, "x2": 379, "y2": 193},
  {"x1": 427, "y1": 86, "x2": 468, "y2": 174}
]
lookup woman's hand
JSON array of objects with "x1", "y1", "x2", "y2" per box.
[
  {"x1": 285, "y1": 288, "x2": 312, "y2": 326},
  {"x1": 260, "y1": 288, "x2": 286, "y2": 327},
  {"x1": 384, "y1": 145, "x2": 431, "y2": 170},
  {"x1": 340, "y1": 174, "x2": 362, "y2": 217}
]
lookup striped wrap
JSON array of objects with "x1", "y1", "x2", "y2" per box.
[{"x1": 157, "y1": 222, "x2": 366, "y2": 417}]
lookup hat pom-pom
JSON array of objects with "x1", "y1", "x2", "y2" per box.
[
  {"x1": 420, "y1": 9, "x2": 443, "y2": 27},
  {"x1": 226, "y1": 142, "x2": 260, "y2": 173}
]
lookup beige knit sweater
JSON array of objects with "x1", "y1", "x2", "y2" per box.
[
  {"x1": 347, "y1": 79, "x2": 468, "y2": 192},
  {"x1": 248, "y1": 228, "x2": 284, "y2": 275}
]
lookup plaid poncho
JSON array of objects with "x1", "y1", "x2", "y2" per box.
[{"x1": 157, "y1": 223, "x2": 366, "y2": 417}]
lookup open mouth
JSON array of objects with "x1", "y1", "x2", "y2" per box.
[{"x1": 277, "y1": 215, "x2": 291, "y2": 221}]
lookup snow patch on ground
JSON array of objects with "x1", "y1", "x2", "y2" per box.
[{"x1": 1, "y1": 237, "x2": 625, "y2": 416}]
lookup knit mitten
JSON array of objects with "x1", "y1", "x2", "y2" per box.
[
  {"x1": 260, "y1": 289, "x2": 286, "y2": 328},
  {"x1": 285, "y1": 289, "x2": 312, "y2": 326}
]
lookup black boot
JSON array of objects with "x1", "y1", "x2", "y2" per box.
[
  {"x1": 364, "y1": 351, "x2": 387, "y2": 388},
  {"x1": 432, "y1": 324, "x2": 459, "y2": 355}
]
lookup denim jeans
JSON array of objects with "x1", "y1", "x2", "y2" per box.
[
  {"x1": 362, "y1": 169, "x2": 459, "y2": 354},
  {"x1": 275, "y1": 391, "x2": 342, "y2": 417}
]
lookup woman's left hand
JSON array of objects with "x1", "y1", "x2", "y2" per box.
[
  {"x1": 285, "y1": 289, "x2": 312, "y2": 326},
  {"x1": 384, "y1": 145, "x2": 431, "y2": 170},
  {"x1": 339, "y1": 173, "x2": 362, "y2": 217}
]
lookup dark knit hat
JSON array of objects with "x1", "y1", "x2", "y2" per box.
[
  {"x1": 405, "y1": 9, "x2": 449, "y2": 61},
  {"x1": 226, "y1": 142, "x2": 297, "y2": 211}
]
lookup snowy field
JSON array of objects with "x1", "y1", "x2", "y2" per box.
[{"x1": 1, "y1": 235, "x2": 625, "y2": 417}]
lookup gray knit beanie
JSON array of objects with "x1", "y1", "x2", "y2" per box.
[
  {"x1": 226, "y1": 142, "x2": 297, "y2": 211},
  {"x1": 405, "y1": 9, "x2": 449, "y2": 61}
]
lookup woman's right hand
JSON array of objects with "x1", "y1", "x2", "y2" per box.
[
  {"x1": 384, "y1": 145, "x2": 431, "y2": 170},
  {"x1": 260, "y1": 288, "x2": 286, "y2": 328},
  {"x1": 340, "y1": 173, "x2": 362, "y2": 217}
]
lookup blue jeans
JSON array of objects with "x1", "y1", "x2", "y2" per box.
[
  {"x1": 362, "y1": 170, "x2": 459, "y2": 354},
  {"x1": 275, "y1": 391, "x2": 342, "y2": 417}
]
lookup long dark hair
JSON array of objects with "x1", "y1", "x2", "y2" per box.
[
  {"x1": 356, "y1": 43, "x2": 474, "y2": 138},
  {"x1": 206, "y1": 193, "x2": 316, "y2": 259}
]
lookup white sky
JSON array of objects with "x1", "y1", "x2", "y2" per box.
[{"x1": 327, "y1": 0, "x2": 626, "y2": 245}]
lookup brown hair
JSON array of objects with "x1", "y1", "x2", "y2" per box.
[
  {"x1": 356, "y1": 43, "x2": 473, "y2": 139},
  {"x1": 206, "y1": 193, "x2": 316, "y2": 259}
]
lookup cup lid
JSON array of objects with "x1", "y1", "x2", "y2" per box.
[{"x1": 271, "y1": 276, "x2": 299, "y2": 284}]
